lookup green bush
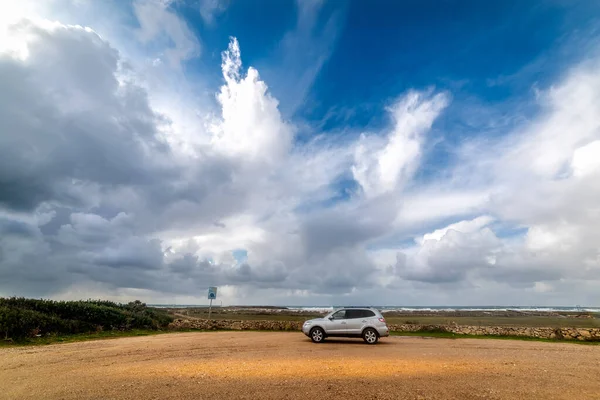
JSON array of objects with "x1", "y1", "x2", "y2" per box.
[
  {"x1": 0, "y1": 297, "x2": 173, "y2": 340},
  {"x1": 416, "y1": 325, "x2": 449, "y2": 334}
]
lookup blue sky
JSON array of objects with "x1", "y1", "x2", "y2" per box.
[
  {"x1": 1, "y1": 0, "x2": 600, "y2": 305},
  {"x1": 174, "y1": 0, "x2": 600, "y2": 177},
  {"x1": 174, "y1": 0, "x2": 599, "y2": 122}
]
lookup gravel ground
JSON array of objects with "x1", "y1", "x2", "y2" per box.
[{"x1": 1, "y1": 332, "x2": 600, "y2": 399}]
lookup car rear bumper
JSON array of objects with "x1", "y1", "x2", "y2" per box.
[{"x1": 377, "y1": 326, "x2": 390, "y2": 337}]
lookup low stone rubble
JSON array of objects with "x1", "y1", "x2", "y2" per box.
[{"x1": 168, "y1": 319, "x2": 600, "y2": 341}]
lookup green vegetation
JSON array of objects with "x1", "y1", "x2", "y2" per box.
[
  {"x1": 390, "y1": 330, "x2": 600, "y2": 345},
  {"x1": 0, "y1": 329, "x2": 174, "y2": 347},
  {"x1": 385, "y1": 315, "x2": 600, "y2": 328},
  {"x1": 0, "y1": 297, "x2": 173, "y2": 341}
]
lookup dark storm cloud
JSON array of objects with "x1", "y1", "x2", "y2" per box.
[
  {"x1": 0, "y1": 20, "x2": 230, "y2": 297},
  {"x1": 92, "y1": 238, "x2": 164, "y2": 270},
  {"x1": 300, "y1": 195, "x2": 397, "y2": 255},
  {"x1": 38, "y1": 207, "x2": 72, "y2": 236},
  {"x1": 0, "y1": 20, "x2": 175, "y2": 213},
  {"x1": 0, "y1": 217, "x2": 37, "y2": 238},
  {"x1": 0, "y1": 18, "x2": 392, "y2": 300},
  {"x1": 0, "y1": 32, "x2": 185, "y2": 291},
  {"x1": 225, "y1": 261, "x2": 288, "y2": 284},
  {"x1": 0, "y1": 219, "x2": 71, "y2": 297}
]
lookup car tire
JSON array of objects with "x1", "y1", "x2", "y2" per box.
[
  {"x1": 362, "y1": 328, "x2": 378, "y2": 344},
  {"x1": 310, "y1": 327, "x2": 325, "y2": 343}
]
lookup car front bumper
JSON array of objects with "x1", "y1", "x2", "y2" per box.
[{"x1": 302, "y1": 324, "x2": 312, "y2": 336}]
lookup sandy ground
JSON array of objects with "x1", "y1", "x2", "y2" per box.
[{"x1": 1, "y1": 332, "x2": 600, "y2": 400}]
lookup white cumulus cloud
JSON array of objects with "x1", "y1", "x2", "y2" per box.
[
  {"x1": 352, "y1": 90, "x2": 449, "y2": 197},
  {"x1": 1, "y1": 1, "x2": 600, "y2": 307}
]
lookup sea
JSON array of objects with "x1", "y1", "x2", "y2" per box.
[{"x1": 150, "y1": 305, "x2": 600, "y2": 313}]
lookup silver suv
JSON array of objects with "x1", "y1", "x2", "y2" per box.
[{"x1": 302, "y1": 307, "x2": 389, "y2": 344}]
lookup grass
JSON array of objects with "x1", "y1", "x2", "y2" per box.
[
  {"x1": 390, "y1": 330, "x2": 600, "y2": 345},
  {"x1": 385, "y1": 315, "x2": 600, "y2": 328},
  {"x1": 0, "y1": 329, "x2": 175, "y2": 347}
]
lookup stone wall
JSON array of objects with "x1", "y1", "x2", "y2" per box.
[
  {"x1": 168, "y1": 319, "x2": 600, "y2": 341},
  {"x1": 169, "y1": 319, "x2": 303, "y2": 331},
  {"x1": 387, "y1": 324, "x2": 600, "y2": 341}
]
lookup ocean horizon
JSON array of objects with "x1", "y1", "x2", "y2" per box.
[{"x1": 149, "y1": 305, "x2": 600, "y2": 313}]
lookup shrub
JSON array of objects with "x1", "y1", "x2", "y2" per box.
[{"x1": 0, "y1": 297, "x2": 174, "y2": 340}]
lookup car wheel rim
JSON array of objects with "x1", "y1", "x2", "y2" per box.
[
  {"x1": 312, "y1": 330, "x2": 323, "y2": 341},
  {"x1": 365, "y1": 331, "x2": 376, "y2": 343}
]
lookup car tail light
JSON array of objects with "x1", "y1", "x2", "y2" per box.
[{"x1": 378, "y1": 317, "x2": 386, "y2": 323}]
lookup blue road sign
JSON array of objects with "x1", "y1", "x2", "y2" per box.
[{"x1": 208, "y1": 286, "x2": 217, "y2": 300}]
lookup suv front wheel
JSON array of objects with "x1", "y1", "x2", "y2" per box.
[
  {"x1": 310, "y1": 327, "x2": 325, "y2": 343},
  {"x1": 362, "y1": 328, "x2": 378, "y2": 344}
]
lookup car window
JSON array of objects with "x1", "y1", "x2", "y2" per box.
[
  {"x1": 362, "y1": 310, "x2": 376, "y2": 318},
  {"x1": 344, "y1": 309, "x2": 376, "y2": 318},
  {"x1": 331, "y1": 310, "x2": 346, "y2": 319}
]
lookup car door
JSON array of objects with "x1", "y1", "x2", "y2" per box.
[
  {"x1": 359, "y1": 309, "x2": 378, "y2": 332},
  {"x1": 325, "y1": 309, "x2": 348, "y2": 334},
  {"x1": 344, "y1": 309, "x2": 365, "y2": 335}
]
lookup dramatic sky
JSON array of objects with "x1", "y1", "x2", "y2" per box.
[{"x1": 1, "y1": 0, "x2": 600, "y2": 306}]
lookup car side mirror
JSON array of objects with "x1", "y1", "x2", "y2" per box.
[{"x1": 328, "y1": 316, "x2": 334, "y2": 321}]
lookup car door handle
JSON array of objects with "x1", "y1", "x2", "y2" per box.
[
  {"x1": 362, "y1": 320, "x2": 367, "y2": 323},
  {"x1": 341, "y1": 322, "x2": 346, "y2": 324}
]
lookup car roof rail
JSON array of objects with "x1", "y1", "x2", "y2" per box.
[{"x1": 333, "y1": 306, "x2": 379, "y2": 309}]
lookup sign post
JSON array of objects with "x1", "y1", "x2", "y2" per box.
[{"x1": 207, "y1": 287, "x2": 217, "y2": 320}]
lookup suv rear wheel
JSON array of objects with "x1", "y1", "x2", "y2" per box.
[
  {"x1": 310, "y1": 327, "x2": 325, "y2": 343},
  {"x1": 362, "y1": 328, "x2": 378, "y2": 344}
]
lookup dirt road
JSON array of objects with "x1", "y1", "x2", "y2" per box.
[{"x1": 2, "y1": 332, "x2": 599, "y2": 399}]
